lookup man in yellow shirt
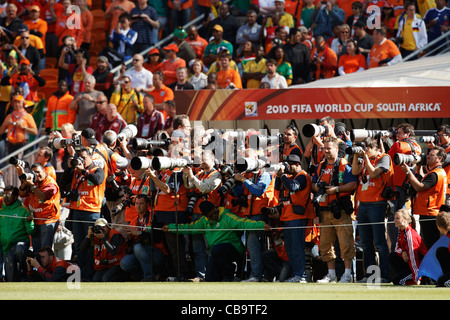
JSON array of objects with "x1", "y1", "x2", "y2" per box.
[
  {"x1": 242, "y1": 45, "x2": 267, "y2": 89},
  {"x1": 110, "y1": 75, "x2": 144, "y2": 124}
]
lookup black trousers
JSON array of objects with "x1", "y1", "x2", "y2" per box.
[{"x1": 205, "y1": 243, "x2": 242, "y2": 282}]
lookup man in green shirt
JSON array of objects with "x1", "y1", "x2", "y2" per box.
[
  {"x1": 203, "y1": 24, "x2": 234, "y2": 68},
  {"x1": 162, "y1": 201, "x2": 270, "y2": 281}
]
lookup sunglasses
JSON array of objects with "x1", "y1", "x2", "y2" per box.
[
  {"x1": 21, "y1": 36, "x2": 29, "y2": 39},
  {"x1": 95, "y1": 100, "x2": 107, "y2": 104}
]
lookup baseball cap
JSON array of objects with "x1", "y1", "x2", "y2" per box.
[
  {"x1": 212, "y1": 24, "x2": 223, "y2": 32},
  {"x1": 298, "y1": 26, "x2": 308, "y2": 33},
  {"x1": 97, "y1": 55, "x2": 108, "y2": 63},
  {"x1": 149, "y1": 48, "x2": 159, "y2": 55},
  {"x1": 81, "y1": 127, "x2": 98, "y2": 144},
  {"x1": 30, "y1": 5, "x2": 40, "y2": 12},
  {"x1": 163, "y1": 43, "x2": 179, "y2": 52},
  {"x1": 95, "y1": 218, "x2": 109, "y2": 227},
  {"x1": 20, "y1": 58, "x2": 30, "y2": 65},
  {"x1": 12, "y1": 95, "x2": 24, "y2": 102}
]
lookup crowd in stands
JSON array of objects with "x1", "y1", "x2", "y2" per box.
[{"x1": 0, "y1": 0, "x2": 449, "y2": 285}]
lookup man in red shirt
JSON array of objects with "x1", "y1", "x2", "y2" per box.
[
  {"x1": 101, "y1": 103, "x2": 127, "y2": 137},
  {"x1": 136, "y1": 94, "x2": 164, "y2": 139}
]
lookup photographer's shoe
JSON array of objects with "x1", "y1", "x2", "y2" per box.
[
  {"x1": 317, "y1": 274, "x2": 337, "y2": 283},
  {"x1": 338, "y1": 274, "x2": 353, "y2": 283},
  {"x1": 285, "y1": 275, "x2": 307, "y2": 283}
]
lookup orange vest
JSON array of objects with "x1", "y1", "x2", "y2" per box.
[
  {"x1": 356, "y1": 153, "x2": 394, "y2": 203},
  {"x1": 70, "y1": 166, "x2": 106, "y2": 213},
  {"x1": 155, "y1": 169, "x2": 189, "y2": 212},
  {"x1": 280, "y1": 171, "x2": 315, "y2": 221},
  {"x1": 93, "y1": 229, "x2": 127, "y2": 270},
  {"x1": 283, "y1": 143, "x2": 303, "y2": 160},
  {"x1": 45, "y1": 91, "x2": 75, "y2": 131},
  {"x1": 413, "y1": 167, "x2": 447, "y2": 216},
  {"x1": 125, "y1": 175, "x2": 151, "y2": 222},
  {"x1": 26, "y1": 175, "x2": 60, "y2": 225},
  {"x1": 240, "y1": 170, "x2": 275, "y2": 217},
  {"x1": 392, "y1": 139, "x2": 422, "y2": 187}
]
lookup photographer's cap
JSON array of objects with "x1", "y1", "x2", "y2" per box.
[
  {"x1": 81, "y1": 127, "x2": 98, "y2": 144},
  {"x1": 98, "y1": 55, "x2": 108, "y2": 63},
  {"x1": 199, "y1": 201, "x2": 216, "y2": 216},
  {"x1": 95, "y1": 218, "x2": 109, "y2": 227}
]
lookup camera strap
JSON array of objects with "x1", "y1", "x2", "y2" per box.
[{"x1": 317, "y1": 158, "x2": 341, "y2": 187}]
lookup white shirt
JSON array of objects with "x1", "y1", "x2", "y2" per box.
[
  {"x1": 124, "y1": 68, "x2": 153, "y2": 90},
  {"x1": 261, "y1": 73, "x2": 288, "y2": 89}
]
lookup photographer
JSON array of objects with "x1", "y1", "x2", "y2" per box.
[
  {"x1": 26, "y1": 246, "x2": 76, "y2": 282},
  {"x1": 120, "y1": 194, "x2": 166, "y2": 281},
  {"x1": 60, "y1": 146, "x2": 106, "y2": 260},
  {"x1": 402, "y1": 146, "x2": 447, "y2": 249},
  {"x1": 123, "y1": 165, "x2": 152, "y2": 225},
  {"x1": 274, "y1": 154, "x2": 315, "y2": 283},
  {"x1": 0, "y1": 94, "x2": 38, "y2": 154},
  {"x1": 385, "y1": 123, "x2": 421, "y2": 250},
  {"x1": 351, "y1": 137, "x2": 393, "y2": 282},
  {"x1": 79, "y1": 218, "x2": 128, "y2": 282},
  {"x1": 282, "y1": 124, "x2": 303, "y2": 160},
  {"x1": 34, "y1": 146, "x2": 57, "y2": 181},
  {"x1": 311, "y1": 136, "x2": 357, "y2": 283},
  {"x1": 18, "y1": 163, "x2": 60, "y2": 253},
  {"x1": 183, "y1": 149, "x2": 222, "y2": 281},
  {"x1": 0, "y1": 186, "x2": 34, "y2": 282},
  {"x1": 232, "y1": 147, "x2": 275, "y2": 282},
  {"x1": 162, "y1": 201, "x2": 271, "y2": 282}
]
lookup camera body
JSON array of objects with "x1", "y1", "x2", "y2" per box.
[
  {"x1": 231, "y1": 195, "x2": 249, "y2": 208},
  {"x1": 92, "y1": 225, "x2": 104, "y2": 234},
  {"x1": 312, "y1": 180, "x2": 328, "y2": 205},
  {"x1": 62, "y1": 189, "x2": 79, "y2": 202},
  {"x1": 51, "y1": 133, "x2": 82, "y2": 150}
]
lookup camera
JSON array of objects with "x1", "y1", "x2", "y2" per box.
[
  {"x1": 312, "y1": 181, "x2": 328, "y2": 205},
  {"x1": 253, "y1": 133, "x2": 282, "y2": 149},
  {"x1": 261, "y1": 204, "x2": 283, "y2": 217},
  {"x1": 111, "y1": 198, "x2": 132, "y2": 215},
  {"x1": 25, "y1": 250, "x2": 41, "y2": 265},
  {"x1": 329, "y1": 200, "x2": 341, "y2": 219},
  {"x1": 151, "y1": 156, "x2": 191, "y2": 170},
  {"x1": 302, "y1": 124, "x2": 328, "y2": 138},
  {"x1": 130, "y1": 156, "x2": 153, "y2": 170},
  {"x1": 19, "y1": 172, "x2": 37, "y2": 182},
  {"x1": 235, "y1": 157, "x2": 266, "y2": 172},
  {"x1": 218, "y1": 177, "x2": 236, "y2": 195},
  {"x1": 381, "y1": 186, "x2": 400, "y2": 200},
  {"x1": 231, "y1": 195, "x2": 249, "y2": 208},
  {"x1": 51, "y1": 133, "x2": 82, "y2": 150},
  {"x1": 117, "y1": 124, "x2": 137, "y2": 142},
  {"x1": 62, "y1": 189, "x2": 79, "y2": 202},
  {"x1": 345, "y1": 142, "x2": 366, "y2": 155},
  {"x1": 92, "y1": 225, "x2": 104, "y2": 234},
  {"x1": 419, "y1": 135, "x2": 439, "y2": 144},
  {"x1": 131, "y1": 137, "x2": 170, "y2": 150},
  {"x1": 70, "y1": 157, "x2": 83, "y2": 168},
  {"x1": 350, "y1": 129, "x2": 391, "y2": 142},
  {"x1": 186, "y1": 191, "x2": 203, "y2": 214},
  {"x1": 393, "y1": 153, "x2": 425, "y2": 166},
  {"x1": 265, "y1": 162, "x2": 289, "y2": 173},
  {"x1": 9, "y1": 157, "x2": 29, "y2": 168}
]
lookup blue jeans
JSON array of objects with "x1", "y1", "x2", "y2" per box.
[
  {"x1": 4, "y1": 242, "x2": 29, "y2": 282},
  {"x1": 190, "y1": 213, "x2": 208, "y2": 278},
  {"x1": 283, "y1": 219, "x2": 308, "y2": 277},
  {"x1": 246, "y1": 214, "x2": 264, "y2": 279},
  {"x1": 71, "y1": 209, "x2": 100, "y2": 257},
  {"x1": 120, "y1": 243, "x2": 165, "y2": 280},
  {"x1": 357, "y1": 201, "x2": 390, "y2": 280},
  {"x1": 32, "y1": 221, "x2": 59, "y2": 253}
]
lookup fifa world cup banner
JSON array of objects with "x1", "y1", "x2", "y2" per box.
[{"x1": 175, "y1": 87, "x2": 449, "y2": 121}]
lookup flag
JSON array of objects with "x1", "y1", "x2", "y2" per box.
[{"x1": 417, "y1": 235, "x2": 450, "y2": 281}]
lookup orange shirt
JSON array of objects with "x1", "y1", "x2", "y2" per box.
[
  {"x1": 80, "y1": 9, "x2": 94, "y2": 44},
  {"x1": 5, "y1": 111, "x2": 37, "y2": 145},
  {"x1": 148, "y1": 85, "x2": 174, "y2": 120},
  {"x1": 369, "y1": 38, "x2": 401, "y2": 68},
  {"x1": 338, "y1": 53, "x2": 366, "y2": 74},
  {"x1": 161, "y1": 58, "x2": 186, "y2": 86},
  {"x1": 216, "y1": 68, "x2": 243, "y2": 89},
  {"x1": 24, "y1": 19, "x2": 48, "y2": 52}
]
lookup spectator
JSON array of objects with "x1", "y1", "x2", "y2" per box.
[
  {"x1": 136, "y1": 94, "x2": 164, "y2": 139},
  {"x1": 381, "y1": 3, "x2": 397, "y2": 39},
  {"x1": 93, "y1": 56, "x2": 115, "y2": 100},
  {"x1": 423, "y1": 0, "x2": 450, "y2": 55},
  {"x1": 435, "y1": 211, "x2": 450, "y2": 287},
  {"x1": 69, "y1": 74, "x2": 102, "y2": 130},
  {"x1": 0, "y1": 185, "x2": 34, "y2": 282},
  {"x1": 173, "y1": 27, "x2": 196, "y2": 67},
  {"x1": 130, "y1": 0, "x2": 159, "y2": 54},
  {"x1": 160, "y1": 43, "x2": 186, "y2": 86},
  {"x1": 45, "y1": 80, "x2": 75, "y2": 133},
  {"x1": 169, "y1": 67, "x2": 195, "y2": 91},
  {"x1": 0, "y1": 50, "x2": 19, "y2": 125},
  {"x1": 261, "y1": 59, "x2": 288, "y2": 89},
  {"x1": 90, "y1": 94, "x2": 109, "y2": 142},
  {"x1": 188, "y1": 59, "x2": 208, "y2": 90},
  {"x1": 312, "y1": 136, "x2": 357, "y2": 283},
  {"x1": 80, "y1": 218, "x2": 128, "y2": 282},
  {"x1": 168, "y1": 0, "x2": 193, "y2": 30},
  {"x1": 186, "y1": 25, "x2": 209, "y2": 60},
  {"x1": 26, "y1": 246, "x2": 77, "y2": 282},
  {"x1": 337, "y1": 39, "x2": 367, "y2": 75},
  {"x1": 311, "y1": 35, "x2": 337, "y2": 80},
  {"x1": 60, "y1": 146, "x2": 106, "y2": 263},
  {"x1": 0, "y1": 4, "x2": 24, "y2": 42},
  {"x1": 55, "y1": 0, "x2": 84, "y2": 48},
  {"x1": 274, "y1": 154, "x2": 316, "y2": 282},
  {"x1": 0, "y1": 95, "x2": 37, "y2": 154},
  {"x1": 110, "y1": 75, "x2": 144, "y2": 124},
  {"x1": 368, "y1": 26, "x2": 402, "y2": 68},
  {"x1": 163, "y1": 100, "x2": 176, "y2": 135},
  {"x1": 351, "y1": 137, "x2": 393, "y2": 283},
  {"x1": 346, "y1": 1, "x2": 366, "y2": 36},
  {"x1": 24, "y1": 4, "x2": 47, "y2": 68},
  {"x1": 102, "y1": 103, "x2": 128, "y2": 135},
  {"x1": 271, "y1": 45, "x2": 293, "y2": 86},
  {"x1": 206, "y1": 47, "x2": 239, "y2": 75},
  {"x1": 110, "y1": 12, "x2": 138, "y2": 62},
  {"x1": 207, "y1": 3, "x2": 240, "y2": 45},
  {"x1": 163, "y1": 201, "x2": 270, "y2": 282},
  {"x1": 236, "y1": 10, "x2": 262, "y2": 56},
  {"x1": 312, "y1": 0, "x2": 345, "y2": 41},
  {"x1": 353, "y1": 20, "x2": 374, "y2": 61},
  {"x1": 216, "y1": 51, "x2": 243, "y2": 89},
  {"x1": 104, "y1": 0, "x2": 136, "y2": 46},
  {"x1": 282, "y1": 28, "x2": 310, "y2": 84},
  {"x1": 396, "y1": 2, "x2": 428, "y2": 59},
  {"x1": 75, "y1": 0, "x2": 93, "y2": 51},
  {"x1": 242, "y1": 45, "x2": 267, "y2": 89},
  {"x1": 148, "y1": 0, "x2": 167, "y2": 42},
  {"x1": 15, "y1": 29, "x2": 41, "y2": 75},
  {"x1": 0, "y1": 58, "x2": 46, "y2": 102},
  {"x1": 42, "y1": 0, "x2": 64, "y2": 58},
  {"x1": 58, "y1": 48, "x2": 93, "y2": 97},
  {"x1": 268, "y1": 0, "x2": 295, "y2": 29},
  {"x1": 148, "y1": 71, "x2": 174, "y2": 120},
  {"x1": 331, "y1": 23, "x2": 350, "y2": 57},
  {"x1": 263, "y1": 14, "x2": 289, "y2": 55},
  {"x1": 402, "y1": 146, "x2": 447, "y2": 249},
  {"x1": 121, "y1": 194, "x2": 166, "y2": 281},
  {"x1": 143, "y1": 48, "x2": 163, "y2": 74},
  {"x1": 390, "y1": 209, "x2": 427, "y2": 285},
  {"x1": 18, "y1": 162, "x2": 61, "y2": 253},
  {"x1": 124, "y1": 54, "x2": 153, "y2": 94},
  {"x1": 203, "y1": 24, "x2": 234, "y2": 68},
  {"x1": 301, "y1": 0, "x2": 316, "y2": 29}
]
